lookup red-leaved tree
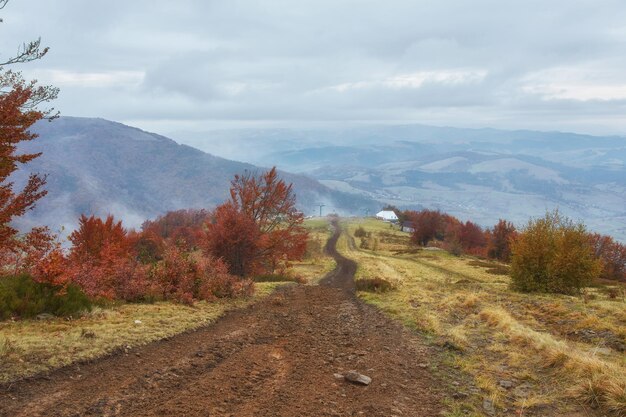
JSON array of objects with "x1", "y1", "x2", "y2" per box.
[
  {"x1": 1, "y1": 1, "x2": 58, "y2": 273},
  {"x1": 588, "y1": 233, "x2": 626, "y2": 282},
  {"x1": 204, "y1": 168, "x2": 307, "y2": 276},
  {"x1": 66, "y1": 215, "x2": 146, "y2": 299},
  {"x1": 487, "y1": 219, "x2": 517, "y2": 262},
  {"x1": 409, "y1": 209, "x2": 445, "y2": 246},
  {"x1": 0, "y1": 74, "x2": 57, "y2": 254},
  {"x1": 141, "y1": 208, "x2": 209, "y2": 251}
]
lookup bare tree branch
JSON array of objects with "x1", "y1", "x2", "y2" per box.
[
  {"x1": 1, "y1": 39, "x2": 49, "y2": 66},
  {"x1": 0, "y1": 1, "x2": 50, "y2": 66}
]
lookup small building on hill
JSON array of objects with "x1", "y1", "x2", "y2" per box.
[
  {"x1": 376, "y1": 210, "x2": 399, "y2": 222},
  {"x1": 401, "y1": 221, "x2": 415, "y2": 233}
]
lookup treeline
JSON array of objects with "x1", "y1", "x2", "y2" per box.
[
  {"x1": 396, "y1": 208, "x2": 626, "y2": 291},
  {"x1": 401, "y1": 209, "x2": 517, "y2": 260},
  {"x1": 0, "y1": 168, "x2": 307, "y2": 317}
]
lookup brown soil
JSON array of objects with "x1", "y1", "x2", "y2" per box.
[{"x1": 0, "y1": 220, "x2": 444, "y2": 416}]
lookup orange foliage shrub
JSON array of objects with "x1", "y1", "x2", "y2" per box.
[{"x1": 510, "y1": 211, "x2": 601, "y2": 294}]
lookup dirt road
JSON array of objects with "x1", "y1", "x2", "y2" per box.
[{"x1": 0, "y1": 221, "x2": 443, "y2": 416}]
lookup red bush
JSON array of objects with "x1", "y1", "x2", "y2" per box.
[
  {"x1": 588, "y1": 233, "x2": 626, "y2": 282},
  {"x1": 196, "y1": 254, "x2": 253, "y2": 299},
  {"x1": 141, "y1": 209, "x2": 209, "y2": 251}
]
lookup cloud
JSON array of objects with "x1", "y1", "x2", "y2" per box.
[
  {"x1": 328, "y1": 69, "x2": 487, "y2": 92},
  {"x1": 521, "y1": 66, "x2": 626, "y2": 101},
  {"x1": 32, "y1": 70, "x2": 145, "y2": 88},
  {"x1": 2, "y1": 0, "x2": 626, "y2": 135}
]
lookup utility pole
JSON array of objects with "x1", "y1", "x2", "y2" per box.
[{"x1": 317, "y1": 204, "x2": 325, "y2": 217}]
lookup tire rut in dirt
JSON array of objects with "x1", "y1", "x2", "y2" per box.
[{"x1": 319, "y1": 219, "x2": 357, "y2": 292}]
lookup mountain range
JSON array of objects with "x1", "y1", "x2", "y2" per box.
[
  {"x1": 11, "y1": 117, "x2": 377, "y2": 234},
  {"x1": 182, "y1": 124, "x2": 626, "y2": 241},
  {"x1": 12, "y1": 118, "x2": 626, "y2": 241}
]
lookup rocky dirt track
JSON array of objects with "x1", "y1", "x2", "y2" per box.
[{"x1": 0, "y1": 221, "x2": 443, "y2": 416}]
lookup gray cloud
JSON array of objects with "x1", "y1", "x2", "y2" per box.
[{"x1": 2, "y1": 0, "x2": 626, "y2": 136}]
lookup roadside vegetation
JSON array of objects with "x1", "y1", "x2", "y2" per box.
[
  {"x1": 0, "y1": 217, "x2": 330, "y2": 384},
  {"x1": 0, "y1": 282, "x2": 282, "y2": 383},
  {"x1": 340, "y1": 218, "x2": 625, "y2": 416}
]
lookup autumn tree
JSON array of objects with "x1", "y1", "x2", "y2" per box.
[
  {"x1": 487, "y1": 219, "x2": 517, "y2": 262},
  {"x1": 141, "y1": 209, "x2": 209, "y2": 250},
  {"x1": 0, "y1": 0, "x2": 58, "y2": 253},
  {"x1": 409, "y1": 209, "x2": 445, "y2": 246},
  {"x1": 451, "y1": 220, "x2": 487, "y2": 256},
  {"x1": 204, "y1": 168, "x2": 308, "y2": 276},
  {"x1": 510, "y1": 210, "x2": 601, "y2": 294},
  {"x1": 68, "y1": 215, "x2": 130, "y2": 264},
  {"x1": 203, "y1": 203, "x2": 261, "y2": 276},
  {"x1": 65, "y1": 215, "x2": 145, "y2": 299},
  {"x1": 588, "y1": 233, "x2": 626, "y2": 282}
]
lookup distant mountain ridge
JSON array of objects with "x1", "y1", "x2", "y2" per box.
[
  {"x1": 185, "y1": 124, "x2": 625, "y2": 241},
  {"x1": 11, "y1": 117, "x2": 377, "y2": 233}
]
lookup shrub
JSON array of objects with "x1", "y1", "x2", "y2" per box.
[
  {"x1": 0, "y1": 274, "x2": 91, "y2": 320},
  {"x1": 355, "y1": 277, "x2": 394, "y2": 293},
  {"x1": 354, "y1": 226, "x2": 368, "y2": 238},
  {"x1": 304, "y1": 237, "x2": 323, "y2": 259},
  {"x1": 48, "y1": 284, "x2": 92, "y2": 317},
  {"x1": 68, "y1": 254, "x2": 152, "y2": 301},
  {"x1": 510, "y1": 210, "x2": 601, "y2": 295},
  {"x1": 150, "y1": 245, "x2": 198, "y2": 304},
  {"x1": 198, "y1": 256, "x2": 254, "y2": 299},
  {"x1": 446, "y1": 239, "x2": 463, "y2": 257}
]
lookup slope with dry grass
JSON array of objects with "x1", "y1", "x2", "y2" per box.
[
  {"x1": 0, "y1": 283, "x2": 286, "y2": 384},
  {"x1": 339, "y1": 218, "x2": 626, "y2": 417}
]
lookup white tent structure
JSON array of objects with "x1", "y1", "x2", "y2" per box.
[{"x1": 375, "y1": 210, "x2": 398, "y2": 222}]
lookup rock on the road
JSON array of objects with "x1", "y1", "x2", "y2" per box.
[{"x1": 344, "y1": 371, "x2": 372, "y2": 386}]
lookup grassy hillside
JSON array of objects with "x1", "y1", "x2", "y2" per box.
[{"x1": 339, "y1": 218, "x2": 625, "y2": 416}]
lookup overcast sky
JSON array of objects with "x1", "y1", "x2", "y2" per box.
[{"x1": 2, "y1": 0, "x2": 626, "y2": 138}]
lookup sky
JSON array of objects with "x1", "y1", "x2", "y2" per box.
[{"x1": 2, "y1": 0, "x2": 626, "y2": 138}]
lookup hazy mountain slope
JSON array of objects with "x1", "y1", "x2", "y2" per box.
[
  {"x1": 11, "y1": 117, "x2": 377, "y2": 232},
  {"x1": 185, "y1": 124, "x2": 626, "y2": 170},
  {"x1": 310, "y1": 151, "x2": 625, "y2": 240},
  {"x1": 185, "y1": 125, "x2": 625, "y2": 240}
]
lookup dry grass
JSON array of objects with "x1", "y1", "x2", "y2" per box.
[
  {"x1": 0, "y1": 282, "x2": 285, "y2": 383},
  {"x1": 340, "y1": 218, "x2": 626, "y2": 416},
  {"x1": 289, "y1": 219, "x2": 336, "y2": 284}
]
